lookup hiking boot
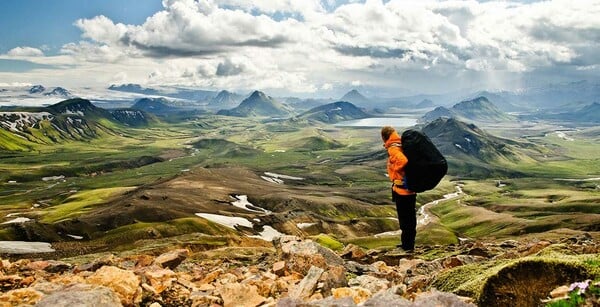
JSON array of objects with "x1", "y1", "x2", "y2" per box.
[{"x1": 393, "y1": 246, "x2": 415, "y2": 255}]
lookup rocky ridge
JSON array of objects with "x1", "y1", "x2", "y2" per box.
[{"x1": 0, "y1": 234, "x2": 598, "y2": 307}]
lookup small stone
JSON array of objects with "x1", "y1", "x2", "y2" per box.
[
  {"x1": 272, "y1": 261, "x2": 286, "y2": 276},
  {"x1": 27, "y1": 260, "x2": 50, "y2": 271},
  {"x1": 348, "y1": 275, "x2": 389, "y2": 294},
  {"x1": 45, "y1": 260, "x2": 73, "y2": 273},
  {"x1": 153, "y1": 249, "x2": 189, "y2": 269},
  {"x1": 144, "y1": 268, "x2": 176, "y2": 294},
  {"x1": 550, "y1": 285, "x2": 570, "y2": 298},
  {"x1": 340, "y1": 244, "x2": 367, "y2": 261},
  {"x1": 0, "y1": 275, "x2": 24, "y2": 291},
  {"x1": 197, "y1": 283, "x2": 216, "y2": 291},
  {"x1": 332, "y1": 287, "x2": 372, "y2": 305},
  {"x1": 199, "y1": 268, "x2": 223, "y2": 284},
  {"x1": 217, "y1": 283, "x2": 266, "y2": 307},
  {"x1": 86, "y1": 265, "x2": 141, "y2": 306},
  {"x1": 218, "y1": 273, "x2": 239, "y2": 285},
  {"x1": 0, "y1": 287, "x2": 44, "y2": 306}
]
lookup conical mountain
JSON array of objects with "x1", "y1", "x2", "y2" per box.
[
  {"x1": 340, "y1": 89, "x2": 371, "y2": 105},
  {"x1": 208, "y1": 90, "x2": 242, "y2": 109},
  {"x1": 299, "y1": 101, "x2": 369, "y2": 123},
  {"x1": 420, "y1": 106, "x2": 453, "y2": 123},
  {"x1": 217, "y1": 91, "x2": 291, "y2": 117}
]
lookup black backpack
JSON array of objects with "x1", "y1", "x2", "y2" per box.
[{"x1": 401, "y1": 129, "x2": 447, "y2": 192}]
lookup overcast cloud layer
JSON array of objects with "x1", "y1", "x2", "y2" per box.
[{"x1": 1, "y1": 0, "x2": 599, "y2": 96}]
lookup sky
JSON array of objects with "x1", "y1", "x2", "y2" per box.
[{"x1": 0, "y1": 0, "x2": 599, "y2": 97}]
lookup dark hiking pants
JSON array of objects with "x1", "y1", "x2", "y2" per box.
[{"x1": 393, "y1": 192, "x2": 417, "y2": 250}]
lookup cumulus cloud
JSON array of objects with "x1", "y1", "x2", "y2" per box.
[
  {"x1": 4, "y1": 0, "x2": 598, "y2": 94},
  {"x1": 216, "y1": 58, "x2": 246, "y2": 76},
  {"x1": 7, "y1": 47, "x2": 44, "y2": 57}
]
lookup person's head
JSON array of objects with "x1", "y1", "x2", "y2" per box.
[{"x1": 381, "y1": 126, "x2": 395, "y2": 142}]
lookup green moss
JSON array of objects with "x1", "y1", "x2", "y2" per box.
[
  {"x1": 312, "y1": 233, "x2": 344, "y2": 251},
  {"x1": 0, "y1": 227, "x2": 17, "y2": 240},
  {"x1": 433, "y1": 255, "x2": 600, "y2": 306},
  {"x1": 344, "y1": 236, "x2": 400, "y2": 250}
]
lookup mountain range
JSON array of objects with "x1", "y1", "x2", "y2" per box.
[
  {"x1": 0, "y1": 98, "x2": 152, "y2": 150},
  {"x1": 298, "y1": 101, "x2": 369, "y2": 124},
  {"x1": 420, "y1": 96, "x2": 515, "y2": 123}
]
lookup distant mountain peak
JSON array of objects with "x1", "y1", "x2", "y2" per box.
[
  {"x1": 217, "y1": 90, "x2": 290, "y2": 117},
  {"x1": 44, "y1": 87, "x2": 72, "y2": 97},
  {"x1": 29, "y1": 85, "x2": 45, "y2": 94},
  {"x1": 249, "y1": 90, "x2": 268, "y2": 99},
  {"x1": 340, "y1": 89, "x2": 370, "y2": 105},
  {"x1": 299, "y1": 100, "x2": 369, "y2": 123}
]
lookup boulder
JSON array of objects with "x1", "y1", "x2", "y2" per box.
[
  {"x1": 274, "y1": 236, "x2": 344, "y2": 275},
  {"x1": 86, "y1": 265, "x2": 141, "y2": 306},
  {"x1": 36, "y1": 283, "x2": 123, "y2": 307}
]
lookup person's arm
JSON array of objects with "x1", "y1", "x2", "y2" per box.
[{"x1": 387, "y1": 145, "x2": 408, "y2": 172}]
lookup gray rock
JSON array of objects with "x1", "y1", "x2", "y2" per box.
[
  {"x1": 348, "y1": 275, "x2": 389, "y2": 294},
  {"x1": 36, "y1": 283, "x2": 122, "y2": 307},
  {"x1": 288, "y1": 266, "x2": 324, "y2": 300},
  {"x1": 412, "y1": 290, "x2": 476, "y2": 307},
  {"x1": 362, "y1": 285, "x2": 410, "y2": 307}
]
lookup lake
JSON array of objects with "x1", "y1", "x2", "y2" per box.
[{"x1": 336, "y1": 116, "x2": 418, "y2": 127}]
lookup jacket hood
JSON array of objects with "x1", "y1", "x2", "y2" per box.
[{"x1": 384, "y1": 131, "x2": 402, "y2": 148}]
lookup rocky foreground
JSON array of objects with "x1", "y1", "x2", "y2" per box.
[{"x1": 1, "y1": 233, "x2": 599, "y2": 307}]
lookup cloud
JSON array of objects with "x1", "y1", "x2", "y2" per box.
[
  {"x1": 6, "y1": 47, "x2": 44, "y2": 57},
  {"x1": 3, "y1": 0, "x2": 599, "y2": 94},
  {"x1": 73, "y1": 0, "x2": 300, "y2": 58},
  {"x1": 216, "y1": 58, "x2": 246, "y2": 76}
]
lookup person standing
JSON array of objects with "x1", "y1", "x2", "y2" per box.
[{"x1": 381, "y1": 126, "x2": 417, "y2": 252}]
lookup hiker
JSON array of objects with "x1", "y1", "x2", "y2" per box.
[{"x1": 381, "y1": 126, "x2": 417, "y2": 252}]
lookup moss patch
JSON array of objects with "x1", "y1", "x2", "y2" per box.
[
  {"x1": 433, "y1": 255, "x2": 600, "y2": 307},
  {"x1": 312, "y1": 233, "x2": 344, "y2": 251}
]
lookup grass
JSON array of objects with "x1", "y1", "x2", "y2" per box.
[
  {"x1": 40, "y1": 187, "x2": 135, "y2": 223},
  {"x1": 1, "y1": 113, "x2": 599, "y2": 253}
]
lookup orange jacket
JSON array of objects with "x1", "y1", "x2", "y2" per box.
[{"x1": 385, "y1": 131, "x2": 415, "y2": 195}]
